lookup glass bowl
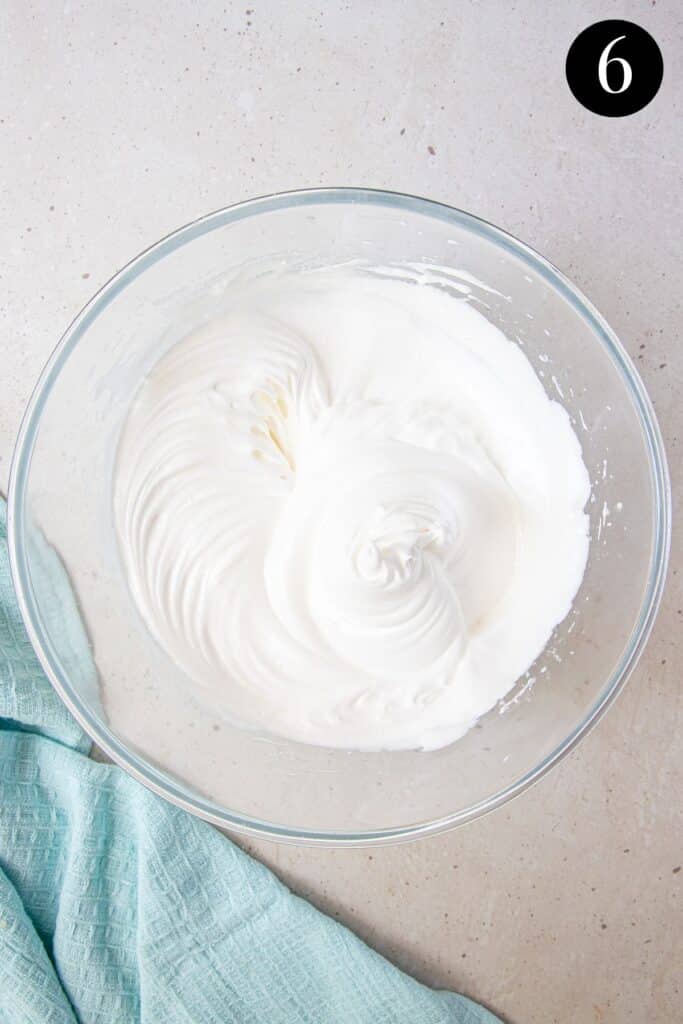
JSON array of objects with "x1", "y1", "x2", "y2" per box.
[{"x1": 8, "y1": 189, "x2": 671, "y2": 845}]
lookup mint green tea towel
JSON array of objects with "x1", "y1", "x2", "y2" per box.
[{"x1": 0, "y1": 500, "x2": 501, "y2": 1024}]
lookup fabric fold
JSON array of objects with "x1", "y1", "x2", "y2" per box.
[{"x1": 0, "y1": 501, "x2": 500, "y2": 1024}]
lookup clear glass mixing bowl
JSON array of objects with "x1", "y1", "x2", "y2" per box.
[{"x1": 8, "y1": 189, "x2": 671, "y2": 845}]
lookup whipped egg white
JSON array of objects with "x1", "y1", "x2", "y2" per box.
[{"x1": 114, "y1": 266, "x2": 590, "y2": 751}]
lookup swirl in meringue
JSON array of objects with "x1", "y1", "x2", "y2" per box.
[{"x1": 114, "y1": 267, "x2": 590, "y2": 750}]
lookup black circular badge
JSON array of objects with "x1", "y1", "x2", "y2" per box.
[{"x1": 566, "y1": 20, "x2": 663, "y2": 117}]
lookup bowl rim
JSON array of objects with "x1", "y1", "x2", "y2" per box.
[{"x1": 8, "y1": 186, "x2": 672, "y2": 846}]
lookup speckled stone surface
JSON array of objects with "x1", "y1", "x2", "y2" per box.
[{"x1": 1, "y1": 2, "x2": 680, "y2": 1021}]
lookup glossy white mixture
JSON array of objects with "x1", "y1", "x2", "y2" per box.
[{"x1": 114, "y1": 267, "x2": 590, "y2": 751}]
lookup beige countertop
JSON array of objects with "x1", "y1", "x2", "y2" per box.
[{"x1": 1, "y1": 2, "x2": 680, "y2": 1021}]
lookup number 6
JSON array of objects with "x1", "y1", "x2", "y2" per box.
[{"x1": 598, "y1": 35, "x2": 633, "y2": 94}]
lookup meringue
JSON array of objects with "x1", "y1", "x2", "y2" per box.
[{"x1": 114, "y1": 266, "x2": 590, "y2": 750}]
